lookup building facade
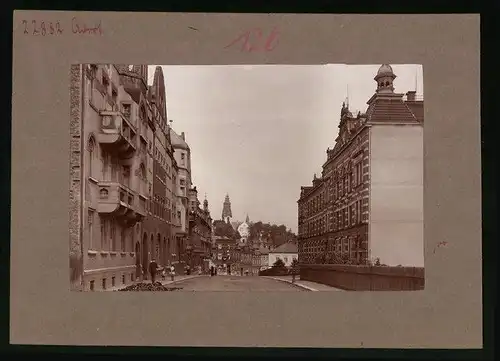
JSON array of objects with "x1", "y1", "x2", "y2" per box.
[
  {"x1": 140, "y1": 65, "x2": 178, "y2": 279},
  {"x1": 298, "y1": 64, "x2": 424, "y2": 267},
  {"x1": 170, "y1": 128, "x2": 192, "y2": 271},
  {"x1": 268, "y1": 242, "x2": 298, "y2": 267},
  {"x1": 69, "y1": 64, "x2": 189, "y2": 291},
  {"x1": 187, "y1": 186, "x2": 212, "y2": 271}
]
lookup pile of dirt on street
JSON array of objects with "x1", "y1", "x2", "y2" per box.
[{"x1": 117, "y1": 282, "x2": 182, "y2": 292}]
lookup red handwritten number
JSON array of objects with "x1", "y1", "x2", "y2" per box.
[
  {"x1": 245, "y1": 28, "x2": 263, "y2": 52},
  {"x1": 40, "y1": 22, "x2": 46, "y2": 36},
  {"x1": 225, "y1": 27, "x2": 280, "y2": 52},
  {"x1": 264, "y1": 28, "x2": 280, "y2": 51},
  {"x1": 22, "y1": 20, "x2": 28, "y2": 34}
]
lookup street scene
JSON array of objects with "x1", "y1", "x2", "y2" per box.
[{"x1": 69, "y1": 63, "x2": 425, "y2": 292}]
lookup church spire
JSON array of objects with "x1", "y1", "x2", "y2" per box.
[
  {"x1": 222, "y1": 193, "x2": 232, "y2": 222},
  {"x1": 245, "y1": 214, "x2": 250, "y2": 223}
]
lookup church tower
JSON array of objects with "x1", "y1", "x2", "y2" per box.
[{"x1": 221, "y1": 194, "x2": 232, "y2": 223}]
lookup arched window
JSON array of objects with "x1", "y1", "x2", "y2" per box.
[
  {"x1": 87, "y1": 136, "x2": 96, "y2": 178},
  {"x1": 139, "y1": 163, "x2": 146, "y2": 180}
]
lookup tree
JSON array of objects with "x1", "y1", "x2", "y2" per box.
[{"x1": 272, "y1": 258, "x2": 286, "y2": 269}]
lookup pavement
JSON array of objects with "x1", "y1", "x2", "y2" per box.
[
  {"x1": 262, "y1": 275, "x2": 343, "y2": 291},
  {"x1": 166, "y1": 274, "x2": 308, "y2": 291},
  {"x1": 107, "y1": 274, "x2": 342, "y2": 292},
  {"x1": 106, "y1": 274, "x2": 204, "y2": 291}
]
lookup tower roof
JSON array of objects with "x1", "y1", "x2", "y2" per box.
[{"x1": 222, "y1": 193, "x2": 232, "y2": 220}]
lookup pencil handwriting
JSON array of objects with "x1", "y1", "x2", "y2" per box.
[{"x1": 22, "y1": 20, "x2": 64, "y2": 36}]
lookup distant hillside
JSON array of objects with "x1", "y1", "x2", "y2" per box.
[
  {"x1": 212, "y1": 220, "x2": 240, "y2": 239},
  {"x1": 248, "y1": 221, "x2": 297, "y2": 247}
]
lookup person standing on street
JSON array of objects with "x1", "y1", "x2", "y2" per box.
[
  {"x1": 149, "y1": 259, "x2": 158, "y2": 284},
  {"x1": 169, "y1": 264, "x2": 175, "y2": 281}
]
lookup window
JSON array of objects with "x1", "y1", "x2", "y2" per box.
[
  {"x1": 111, "y1": 87, "x2": 118, "y2": 106},
  {"x1": 100, "y1": 217, "x2": 108, "y2": 249},
  {"x1": 112, "y1": 276, "x2": 116, "y2": 287},
  {"x1": 284, "y1": 256, "x2": 288, "y2": 263},
  {"x1": 110, "y1": 220, "x2": 116, "y2": 251},
  {"x1": 89, "y1": 280, "x2": 95, "y2": 291},
  {"x1": 356, "y1": 162, "x2": 363, "y2": 185},
  {"x1": 101, "y1": 151, "x2": 111, "y2": 181},
  {"x1": 122, "y1": 275, "x2": 125, "y2": 284},
  {"x1": 121, "y1": 228, "x2": 126, "y2": 252},
  {"x1": 87, "y1": 137, "x2": 95, "y2": 179},
  {"x1": 102, "y1": 278, "x2": 107, "y2": 290},
  {"x1": 88, "y1": 210, "x2": 94, "y2": 249},
  {"x1": 122, "y1": 103, "x2": 131, "y2": 119},
  {"x1": 102, "y1": 73, "x2": 109, "y2": 92}
]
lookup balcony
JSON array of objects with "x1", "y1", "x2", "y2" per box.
[
  {"x1": 97, "y1": 181, "x2": 146, "y2": 224},
  {"x1": 98, "y1": 110, "x2": 137, "y2": 159}
]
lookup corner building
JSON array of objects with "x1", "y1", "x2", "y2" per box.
[{"x1": 298, "y1": 64, "x2": 424, "y2": 267}]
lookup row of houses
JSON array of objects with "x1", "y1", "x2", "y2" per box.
[
  {"x1": 211, "y1": 235, "x2": 298, "y2": 275},
  {"x1": 69, "y1": 64, "x2": 212, "y2": 291}
]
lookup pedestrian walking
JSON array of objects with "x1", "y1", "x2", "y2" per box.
[
  {"x1": 149, "y1": 259, "x2": 158, "y2": 284},
  {"x1": 169, "y1": 264, "x2": 175, "y2": 281}
]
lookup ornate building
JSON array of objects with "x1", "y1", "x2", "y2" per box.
[
  {"x1": 187, "y1": 187, "x2": 213, "y2": 271},
  {"x1": 236, "y1": 214, "x2": 251, "y2": 245},
  {"x1": 298, "y1": 64, "x2": 424, "y2": 267},
  {"x1": 69, "y1": 64, "x2": 189, "y2": 291},
  {"x1": 170, "y1": 128, "x2": 192, "y2": 271},
  {"x1": 141, "y1": 65, "x2": 178, "y2": 280}
]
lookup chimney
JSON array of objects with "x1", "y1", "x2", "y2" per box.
[
  {"x1": 406, "y1": 91, "x2": 416, "y2": 101},
  {"x1": 181, "y1": 132, "x2": 185, "y2": 140}
]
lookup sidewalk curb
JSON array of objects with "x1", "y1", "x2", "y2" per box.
[
  {"x1": 263, "y1": 276, "x2": 317, "y2": 291},
  {"x1": 161, "y1": 274, "x2": 205, "y2": 286}
]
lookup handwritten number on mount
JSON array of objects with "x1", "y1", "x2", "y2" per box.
[
  {"x1": 225, "y1": 28, "x2": 280, "y2": 52},
  {"x1": 22, "y1": 20, "x2": 63, "y2": 36}
]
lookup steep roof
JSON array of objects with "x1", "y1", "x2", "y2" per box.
[
  {"x1": 405, "y1": 101, "x2": 424, "y2": 123},
  {"x1": 365, "y1": 96, "x2": 419, "y2": 124},
  {"x1": 270, "y1": 242, "x2": 298, "y2": 254},
  {"x1": 170, "y1": 128, "x2": 190, "y2": 150}
]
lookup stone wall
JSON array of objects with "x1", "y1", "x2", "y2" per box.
[
  {"x1": 69, "y1": 65, "x2": 83, "y2": 291},
  {"x1": 300, "y1": 264, "x2": 425, "y2": 291}
]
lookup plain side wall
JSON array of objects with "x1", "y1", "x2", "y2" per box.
[{"x1": 368, "y1": 124, "x2": 424, "y2": 267}]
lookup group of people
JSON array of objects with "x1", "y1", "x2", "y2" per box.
[{"x1": 146, "y1": 259, "x2": 176, "y2": 284}]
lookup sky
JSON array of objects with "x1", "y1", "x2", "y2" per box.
[{"x1": 147, "y1": 64, "x2": 423, "y2": 233}]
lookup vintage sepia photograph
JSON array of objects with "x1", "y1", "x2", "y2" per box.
[{"x1": 69, "y1": 63, "x2": 424, "y2": 292}]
